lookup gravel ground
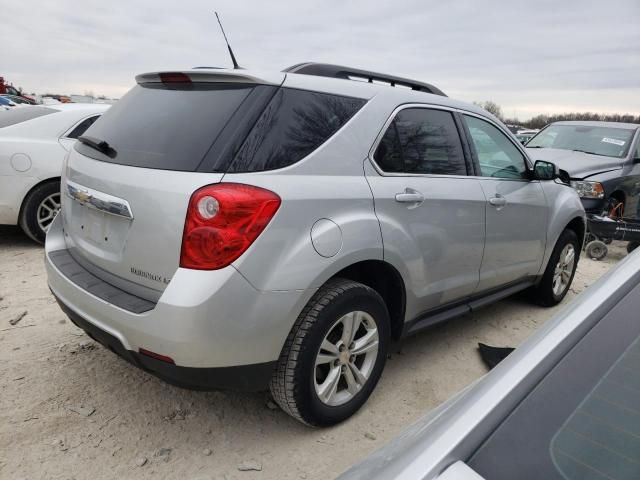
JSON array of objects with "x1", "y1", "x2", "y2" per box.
[{"x1": 0, "y1": 225, "x2": 628, "y2": 480}]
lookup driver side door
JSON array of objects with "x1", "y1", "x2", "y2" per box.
[{"x1": 462, "y1": 114, "x2": 548, "y2": 291}]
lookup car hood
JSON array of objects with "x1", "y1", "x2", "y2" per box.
[{"x1": 526, "y1": 148, "x2": 623, "y2": 180}]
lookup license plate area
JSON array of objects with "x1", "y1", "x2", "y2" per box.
[{"x1": 67, "y1": 200, "x2": 131, "y2": 255}]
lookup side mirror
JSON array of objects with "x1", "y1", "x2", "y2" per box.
[
  {"x1": 533, "y1": 160, "x2": 557, "y2": 180},
  {"x1": 533, "y1": 160, "x2": 570, "y2": 184}
]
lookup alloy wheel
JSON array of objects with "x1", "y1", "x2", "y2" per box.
[
  {"x1": 36, "y1": 193, "x2": 61, "y2": 234},
  {"x1": 313, "y1": 311, "x2": 379, "y2": 406},
  {"x1": 552, "y1": 244, "x2": 576, "y2": 296}
]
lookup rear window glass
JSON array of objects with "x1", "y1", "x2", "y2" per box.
[
  {"x1": 76, "y1": 83, "x2": 255, "y2": 171},
  {"x1": 0, "y1": 106, "x2": 58, "y2": 128},
  {"x1": 228, "y1": 88, "x2": 365, "y2": 172}
]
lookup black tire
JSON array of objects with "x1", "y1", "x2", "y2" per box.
[
  {"x1": 532, "y1": 229, "x2": 580, "y2": 307},
  {"x1": 628, "y1": 241, "x2": 640, "y2": 254},
  {"x1": 19, "y1": 180, "x2": 61, "y2": 244},
  {"x1": 270, "y1": 278, "x2": 390, "y2": 427}
]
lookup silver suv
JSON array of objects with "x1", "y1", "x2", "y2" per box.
[{"x1": 45, "y1": 63, "x2": 585, "y2": 426}]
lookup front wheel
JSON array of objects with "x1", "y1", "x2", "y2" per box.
[
  {"x1": 270, "y1": 278, "x2": 390, "y2": 426},
  {"x1": 532, "y1": 229, "x2": 580, "y2": 307}
]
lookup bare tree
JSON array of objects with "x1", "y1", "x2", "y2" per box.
[{"x1": 473, "y1": 101, "x2": 504, "y2": 120}]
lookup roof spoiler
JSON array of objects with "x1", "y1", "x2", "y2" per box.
[
  {"x1": 283, "y1": 62, "x2": 446, "y2": 97},
  {"x1": 135, "y1": 70, "x2": 284, "y2": 86}
]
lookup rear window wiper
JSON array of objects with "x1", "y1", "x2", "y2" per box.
[{"x1": 78, "y1": 135, "x2": 116, "y2": 157}]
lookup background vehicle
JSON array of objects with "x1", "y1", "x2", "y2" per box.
[
  {"x1": 338, "y1": 249, "x2": 640, "y2": 480},
  {"x1": 45, "y1": 64, "x2": 584, "y2": 426},
  {"x1": 0, "y1": 96, "x2": 17, "y2": 110},
  {"x1": 527, "y1": 121, "x2": 640, "y2": 217},
  {"x1": 515, "y1": 128, "x2": 538, "y2": 144},
  {"x1": 2, "y1": 94, "x2": 37, "y2": 105},
  {"x1": 0, "y1": 103, "x2": 110, "y2": 242}
]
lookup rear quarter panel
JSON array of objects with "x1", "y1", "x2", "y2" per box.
[{"x1": 0, "y1": 138, "x2": 65, "y2": 224}]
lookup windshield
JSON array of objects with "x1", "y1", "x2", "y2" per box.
[{"x1": 527, "y1": 124, "x2": 635, "y2": 158}]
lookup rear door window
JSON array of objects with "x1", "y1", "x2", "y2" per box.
[
  {"x1": 373, "y1": 108, "x2": 468, "y2": 175},
  {"x1": 228, "y1": 88, "x2": 365, "y2": 172},
  {"x1": 76, "y1": 83, "x2": 256, "y2": 171}
]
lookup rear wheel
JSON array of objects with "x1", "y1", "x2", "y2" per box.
[
  {"x1": 19, "y1": 180, "x2": 61, "y2": 244},
  {"x1": 532, "y1": 229, "x2": 579, "y2": 306},
  {"x1": 270, "y1": 278, "x2": 390, "y2": 426}
]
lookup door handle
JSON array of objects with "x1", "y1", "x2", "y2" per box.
[
  {"x1": 488, "y1": 195, "x2": 507, "y2": 207},
  {"x1": 395, "y1": 189, "x2": 425, "y2": 205}
]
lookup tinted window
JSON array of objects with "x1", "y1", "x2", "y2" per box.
[
  {"x1": 470, "y1": 282, "x2": 640, "y2": 480},
  {"x1": 229, "y1": 88, "x2": 365, "y2": 172},
  {"x1": 66, "y1": 115, "x2": 100, "y2": 139},
  {"x1": 527, "y1": 124, "x2": 635, "y2": 158},
  {"x1": 76, "y1": 83, "x2": 255, "y2": 171},
  {"x1": 465, "y1": 115, "x2": 528, "y2": 179},
  {"x1": 374, "y1": 108, "x2": 467, "y2": 175},
  {"x1": 0, "y1": 106, "x2": 58, "y2": 128}
]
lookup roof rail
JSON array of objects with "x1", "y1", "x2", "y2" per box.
[{"x1": 283, "y1": 62, "x2": 446, "y2": 97}]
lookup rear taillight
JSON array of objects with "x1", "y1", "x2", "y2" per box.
[{"x1": 180, "y1": 183, "x2": 281, "y2": 270}]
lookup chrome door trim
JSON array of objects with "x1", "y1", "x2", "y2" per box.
[{"x1": 65, "y1": 179, "x2": 134, "y2": 220}]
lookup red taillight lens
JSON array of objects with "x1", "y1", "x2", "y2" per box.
[{"x1": 180, "y1": 183, "x2": 281, "y2": 270}]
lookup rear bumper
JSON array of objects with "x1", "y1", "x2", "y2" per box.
[
  {"x1": 54, "y1": 295, "x2": 275, "y2": 391},
  {"x1": 45, "y1": 213, "x2": 314, "y2": 389}
]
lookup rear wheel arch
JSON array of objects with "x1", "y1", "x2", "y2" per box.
[
  {"x1": 329, "y1": 260, "x2": 406, "y2": 340},
  {"x1": 18, "y1": 177, "x2": 61, "y2": 220}
]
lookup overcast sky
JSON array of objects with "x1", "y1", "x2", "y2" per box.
[{"x1": 3, "y1": 0, "x2": 639, "y2": 119}]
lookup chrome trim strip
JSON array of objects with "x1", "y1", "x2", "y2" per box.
[{"x1": 65, "y1": 179, "x2": 134, "y2": 220}]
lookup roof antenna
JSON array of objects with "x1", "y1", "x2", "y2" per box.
[{"x1": 215, "y1": 12, "x2": 241, "y2": 69}]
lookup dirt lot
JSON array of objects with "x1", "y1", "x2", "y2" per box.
[{"x1": 0, "y1": 225, "x2": 628, "y2": 480}]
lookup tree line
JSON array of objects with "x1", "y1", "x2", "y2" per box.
[{"x1": 473, "y1": 101, "x2": 640, "y2": 129}]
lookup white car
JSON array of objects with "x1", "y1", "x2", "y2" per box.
[{"x1": 0, "y1": 104, "x2": 110, "y2": 243}]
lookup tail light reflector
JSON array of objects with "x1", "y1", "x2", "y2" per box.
[
  {"x1": 139, "y1": 348, "x2": 175, "y2": 364},
  {"x1": 180, "y1": 183, "x2": 281, "y2": 270}
]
